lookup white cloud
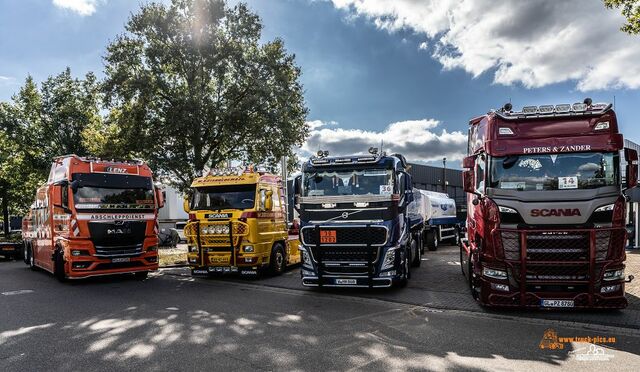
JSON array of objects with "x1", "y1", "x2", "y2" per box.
[
  {"x1": 331, "y1": 0, "x2": 640, "y2": 91},
  {"x1": 0, "y1": 76, "x2": 13, "y2": 81},
  {"x1": 52, "y1": 0, "x2": 103, "y2": 16},
  {"x1": 300, "y1": 119, "x2": 467, "y2": 163}
]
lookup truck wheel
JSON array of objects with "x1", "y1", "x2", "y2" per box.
[
  {"x1": 134, "y1": 271, "x2": 149, "y2": 280},
  {"x1": 268, "y1": 243, "x2": 286, "y2": 276},
  {"x1": 54, "y1": 250, "x2": 67, "y2": 282},
  {"x1": 410, "y1": 238, "x2": 421, "y2": 267},
  {"x1": 459, "y1": 245, "x2": 465, "y2": 275},
  {"x1": 27, "y1": 245, "x2": 37, "y2": 270},
  {"x1": 426, "y1": 230, "x2": 438, "y2": 251},
  {"x1": 452, "y1": 229, "x2": 460, "y2": 246},
  {"x1": 23, "y1": 243, "x2": 30, "y2": 265},
  {"x1": 398, "y1": 248, "x2": 410, "y2": 287}
]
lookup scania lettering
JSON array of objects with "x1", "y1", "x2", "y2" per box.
[
  {"x1": 460, "y1": 99, "x2": 638, "y2": 308},
  {"x1": 294, "y1": 149, "x2": 421, "y2": 288},
  {"x1": 184, "y1": 167, "x2": 301, "y2": 276},
  {"x1": 21, "y1": 155, "x2": 164, "y2": 280}
]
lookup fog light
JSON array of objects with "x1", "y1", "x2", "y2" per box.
[
  {"x1": 147, "y1": 245, "x2": 158, "y2": 252},
  {"x1": 71, "y1": 250, "x2": 82, "y2": 256},
  {"x1": 491, "y1": 283, "x2": 510, "y2": 292},
  {"x1": 603, "y1": 269, "x2": 624, "y2": 281},
  {"x1": 72, "y1": 262, "x2": 90, "y2": 269},
  {"x1": 244, "y1": 257, "x2": 253, "y2": 263},
  {"x1": 380, "y1": 270, "x2": 396, "y2": 277},
  {"x1": 188, "y1": 257, "x2": 197, "y2": 264},
  {"x1": 301, "y1": 269, "x2": 315, "y2": 277},
  {"x1": 301, "y1": 249, "x2": 311, "y2": 265},
  {"x1": 483, "y1": 267, "x2": 508, "y2": 280},
  {"x1": 147, "y1": 256, "x2": 157, "y2": 263},
  {"x1": 601, "y1": 284, "x2": 621, "y2": 294},
  {"x1": 243, "y1": 245, "x2": 254, "y2": 253},
  {"x1": 189, "y1": 245, "x2": 198, "y2": 252}
]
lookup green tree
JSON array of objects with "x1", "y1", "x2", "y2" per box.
[
  {"x1": 102, "y1": 0, "x2": 308, "y2": 191},
  {"x1": 605, "y1": 0, "x2": 640, "y2": 34},
  {"x1": 0, "y1": 70, "x2": 104, "y2": 234}
]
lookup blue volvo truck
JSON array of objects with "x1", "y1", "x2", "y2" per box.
[{"x1": 293, "y1": 149, "x2": 421, "y2": 288}]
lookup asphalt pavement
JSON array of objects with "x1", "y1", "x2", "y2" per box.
[{"x1": 1, "y1": 249, "x2": 640, "y2": 371}]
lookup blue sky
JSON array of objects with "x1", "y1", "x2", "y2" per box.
[{"x1": 1, "y1": 0, "x2": 639, "y2": 166}]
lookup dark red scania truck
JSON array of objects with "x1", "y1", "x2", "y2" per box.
[{"x1": 460, "y1": 99, "x2": 638, "y2": 308}]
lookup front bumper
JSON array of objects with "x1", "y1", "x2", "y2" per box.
[
  {"x1": 301, "y1": 275, "x2": 394, "y2": 288},
  {"x1": 66, "y1": 253, "x2": 158, "y2": 278}
]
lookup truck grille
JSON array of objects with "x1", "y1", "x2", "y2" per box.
[
  {"x1": 88, "y1": 221, "x2": 146, "y2": 257},
  {"x1": 301, "y1": 226, "x2": 387, "y2": 246}
]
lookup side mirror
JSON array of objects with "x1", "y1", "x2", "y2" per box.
[
  {"x1": 463, "y1": 170, "x2": 475, "y2": 194},
  {"x1": 70, "y1": 180, "x2": 81, "y2": 193},
  {"x1": 264, "y1": 190, "x2": 273, "y2": 211},
  {"x1": 293, "y1": 175, "x2": 302, "y2": 196},
  {"x1": 155, "y1": 187, "x2": 165, "y2": 209},
  {"x1": 183, "y1": 198, "x2": 191, "y2": 213},
  {"x1": 625, "y1": 148, "x2": 638, "y2": 189},
  {"x1": 462, "y1": 156, "x2": 475, "y2": 169}
]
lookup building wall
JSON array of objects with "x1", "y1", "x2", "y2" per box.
[{"x1": 407, "y1": 163, "x2": 464, "y2": 206}]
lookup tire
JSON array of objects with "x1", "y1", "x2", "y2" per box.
[
  {"x1": 459, "y1": 244, "x2": 465, "y2": 275},
  {"x1": 134, "y1": 271, "x2": 149, "y2": 280},
  {"x1": 54, "y1": 249, "x2": 67, "y2": 282},
  {"x1": 410, "y1": 238, "x2": 421, "y2": 267},
  {"x1": 426, "y1": 230, "x2": 438, "y2": 251},
  {"x1": 28, "y1": 244, "x2": 37, "y2": 271},
  {"x1": 452, "y1": 229, "x2": 460, "y2": 246},
  {"x1": 268, "y1": 243, "x2": 286, "y2": 276},
  {"x1": 398, "y1": 248, "x2": 409, "y2": 287}
]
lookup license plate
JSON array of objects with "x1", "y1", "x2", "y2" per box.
[
  {"x1": 111, "y1": 257, "x2": 130, "y2": 263},
  {"x1": 541, "y1": 299, "x2": 574, "y2": 308},
  {"x1": 192, "y1": 269, "x2": 208, "y2": 275},
  {"x1": 335, "y1": 279, "x2": 357, "y2": 285},
  {"x1": 320, "y1": 230, "x2": 337, "y2": 244},
  {"x1": 2, "y1": 247, "x2": 14, "y2": 251}
]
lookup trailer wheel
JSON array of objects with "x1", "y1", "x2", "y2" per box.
[
  {"x1": 426, "y1": 230, "x2": 438, "y2": 251},
  {"x1": 268, "y1": 243, "x2": 286, "y2": 276},
  {"x1": 54, "y1": 249, "x2": 67, "y2": 282},
  {"x1": 410, "y1": 238, "x2": 421, "y2": 267}
]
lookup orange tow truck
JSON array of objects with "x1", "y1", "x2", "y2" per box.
[{"x1": 184, "y1": 167, "x2": 300, "y2": 276}]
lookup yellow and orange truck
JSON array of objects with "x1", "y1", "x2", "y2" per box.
[
  {"x1": 184, "y1": 168, "x2": 300, "y2": 276},
  {"x1": 21, "y1": 155, "x2": 164, "y2": 280}
]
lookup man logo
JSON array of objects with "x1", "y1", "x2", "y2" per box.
[
  {"x1": 531, "y1": 209, "x2": 581, "y2": 217},
  {"x1": 107, "y1": 228, "x2": 131, "y2": 235}
]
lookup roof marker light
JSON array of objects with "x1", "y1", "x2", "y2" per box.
[
  {"x1": 538, "y1": 105, "x2": 554, "y2": 114},
  {"x1": 555, "y1": 104, "x2": 570, "y2": 113},
  {"x1": 498, "y1": 128, "x2": 514, "y2": 135},
  {"x1": 522, "y1": 106, "x2": 537, "y2": 114},
  {"x1": 572, "y1": 103, "x2": 587, "y2": 112},
  {"x1": 594, "y1": 121, "x2": 610, "y2": 131}
]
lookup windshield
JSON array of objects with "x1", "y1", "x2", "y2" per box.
[
  {"x1": 489, "y1": 152, "x2": 619, "y2": 191},
  {"x1": 74, "y1": 187, "x2": 154, "y2": 209},
  {"x1": 303, "y1": 169, "x2": 394, "y2": 196},
  {"x1": 190, "y1": 184, "x2": 256, "y2": 210}
]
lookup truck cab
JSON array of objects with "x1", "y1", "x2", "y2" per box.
[
  {"x1": 461, "y1": 100, "x2": 638, "y2": 308},
  {"x1": 21, "y1": 155, "x2": 164, "y2": 280},
  {"x1": 294, "y1": 149, "x2": 420, "y2": 288},
  {"x1": 184, "y1": 168, "x2": 300, "y2": 276}
]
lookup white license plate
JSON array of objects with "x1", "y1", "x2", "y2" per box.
[
  {"x1": 335, "y1": 279, "x2": 357, "y2": 285},
  {"x1": 541, "y1": 299, "x2": 574, "y2": 308},
  {"x1": 111, "y1": 257, "x2": 130, "y2": 263}
]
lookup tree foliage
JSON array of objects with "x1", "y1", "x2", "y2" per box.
[
  {"x1": 605, "y1": 0, "x2": 640, "y2": 34},
  {"x1": 0, "y1": 70, "x2": 103, "y2": 233},
  {"x1": 102, "y1": 0, "x2": 309, "y2": 191}
]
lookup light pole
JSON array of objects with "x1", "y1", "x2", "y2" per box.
[{"x1": 442, "y1": 157, "x2": 447, "y2": 193}]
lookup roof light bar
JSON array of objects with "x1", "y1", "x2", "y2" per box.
[
  {"x1": 555, "y1": 104, "x2": 571, "y2": 113},
  {"x1": 538, "y1": 105, "x2": 554, "y2": 114},
  {"x1": 572, "y1": 102, "x2": 587, "y2": 112},
  {"x1": 491, "y1": 98, "x2": 612, "y2": 120}
]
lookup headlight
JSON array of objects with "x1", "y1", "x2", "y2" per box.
[
  {"x1": 594, "y1": 204, "x2": 615, "y2": 213},
  {"x1": 498, "y1": 206, "x2": 517, "y2": 214},
  {"x1": 71, "y1": 250, "x2": 81, "y2": 256},
  {"x1": 603, "y1": 269, "x2": 624, "y2": 281},
  {"x1": 302, "y1": 269, "x2": 315, "y2": 277},
  {"x1": 380, "y1": 248, "x2": 397, "y2": 271},
  {"x1": 243, "y1": 245, "x2": 254, "y2": 253},
  {"x1": 482, "y1": 267, "x2": 508, "y2": 280},
  {"x1": 301, "y1": 249, "x2": 311, "y2": 265},
  {"x1": 220, "y1": 225, "x2": 230, "y2": 234}
]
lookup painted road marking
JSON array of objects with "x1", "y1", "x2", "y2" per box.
[{"x1": 1, "y1": 290, "x2": 35, "y2": 296}]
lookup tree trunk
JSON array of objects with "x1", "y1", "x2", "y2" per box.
[{"x1": 1, "y1": 188, "x2": 9, "y2": 236}]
